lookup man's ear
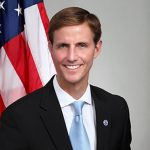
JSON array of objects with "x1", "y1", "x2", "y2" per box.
[
  {"x1": 48, "y1": 41, "x2": 53, "y2": 52},
  {"x1": 94, "y1": 40, "x2": 102, "y2": 58}
]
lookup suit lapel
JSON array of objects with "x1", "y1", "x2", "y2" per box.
[
  {"x1": 39, "y1": 77, "x2": 72, "y2": 150},
  {"x1": 91, "y1": 86, "x2": 111, "y2": 150},
  {"x1": 38, "y1": 79, "x2": 111, "y2": 150}
]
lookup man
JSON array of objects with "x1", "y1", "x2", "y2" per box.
[{"x1": 0, "y1": 7, "x2": 131, "y2": 150}]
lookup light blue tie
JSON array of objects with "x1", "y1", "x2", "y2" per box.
[{"x1": 69, "y1": 101, "x2": 91, "y2": 150}]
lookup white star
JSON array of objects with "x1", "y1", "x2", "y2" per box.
[
  {"x1": 0, "y1": 1, "x2": 5, "y2": 10},
  {"x1": 14, "y1": 3, "x2": 22, "y2": 16}
]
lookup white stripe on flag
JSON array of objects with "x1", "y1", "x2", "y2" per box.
[
  {"x1": 24, "y1": 4, "x2": 56, "y2": 85},
  {"x1": 0, "y1": 47, "x2": 26, "y2": 107}
]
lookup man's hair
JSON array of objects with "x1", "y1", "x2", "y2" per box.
[{"x1": 48, "y1": 7, "x2": 102, "y2": 44}]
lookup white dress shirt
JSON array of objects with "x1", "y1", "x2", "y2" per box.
[{"x1": 53, "y1": 76, "x2": 96, "y2": 150}]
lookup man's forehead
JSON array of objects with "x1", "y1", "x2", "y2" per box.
[
  {"x1": 53, "y1": 26, "x2": 94, "y2": 43},
  {"x1": 54, "y1": 23, "x2": 93, "y2": 35}
]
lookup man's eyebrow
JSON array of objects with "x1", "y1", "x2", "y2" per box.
[
  {"x1": 55, "y1": 41, "x2": 69, "y2": 45},
  {"x1": 76, "y1": 42, "x2": 89, "y2": 44},
  {"x1": 76, "y1": 42, "x2": 89, "y2": 45},
  {"x1": 55, "y1": 42, "x2": 69, "y2": 47}
]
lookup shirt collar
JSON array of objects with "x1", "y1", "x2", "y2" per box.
[{"x1": 53, "y1": 76, "x2": 92, "y2": 108}]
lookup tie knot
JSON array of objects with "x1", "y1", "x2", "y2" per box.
[{"x1": 72, "y1": 101, "x2": 85, "y2": 116}]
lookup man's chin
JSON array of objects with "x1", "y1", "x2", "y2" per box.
[{"x1": 62, "y1": 76, "x2": 82, "y2": 84}]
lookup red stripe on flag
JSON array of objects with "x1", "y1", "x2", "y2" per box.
[
  {"x1": 3, "y1": 34, "x2": 42, "y2": 93},
  {"x1": 0, "y1": 95, "x2": 5, "y2": 117},
  {"x1": 38, "y1": 2, "x2": 49, "y2": 36}
]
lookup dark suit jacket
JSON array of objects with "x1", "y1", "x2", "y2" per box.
[{"x1": 0, "y1": 77, "x2": 131, "y2": 150}]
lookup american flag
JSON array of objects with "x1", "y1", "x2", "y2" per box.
[{"x1": 0, "y1": 0, "x2": 55, "y2": 116}]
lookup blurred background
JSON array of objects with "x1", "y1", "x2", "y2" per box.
[{"x1": 44, "y1": 0, "x2": 150, "y2": 149}]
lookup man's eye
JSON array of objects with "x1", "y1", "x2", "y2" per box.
[
  {"x1": 58, "y1": 44, "x2": 68, "y2": 48},
  {"x1": 78, "y1": 43, "x2": 88, "y2": 48}
]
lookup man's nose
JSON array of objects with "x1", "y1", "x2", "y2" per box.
[{"x1": 67, "y1": 46, "x2": 77, "y2": 62}]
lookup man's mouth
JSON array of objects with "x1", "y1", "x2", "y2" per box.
[{"x1": 64, "y1": 65, "x2": 81, "y2": 70}]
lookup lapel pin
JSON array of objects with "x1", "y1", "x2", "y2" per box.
[{"x1": 103, "y1": 120, "x2": 108, "y2": 126}]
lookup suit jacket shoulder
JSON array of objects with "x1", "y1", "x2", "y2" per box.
[
  {"x1": 90, "y1": 85, "x2": 131, "y2": 150},
  {"x1": 0, "y1": 78, "x2": 72, "y2": 150},
  {"x1": 1, "y1": 78, "x2": 53, "y2": 116},
  {"x1": 91, "y1": 84, "x2": 129, "y2": 112}
]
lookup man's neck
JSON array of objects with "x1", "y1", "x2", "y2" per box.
[{"x1": 56, "y1": 76, "x2": 88, "y2": 100}]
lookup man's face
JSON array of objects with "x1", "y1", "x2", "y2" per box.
[{"x1": 50, "y1": 23, "x2": 102, "y2": 87}]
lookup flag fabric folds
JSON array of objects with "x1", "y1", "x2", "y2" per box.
[{"x1": 0, "y1": 0, "x2": 55, "y2": 116}]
